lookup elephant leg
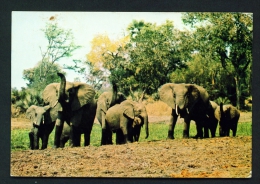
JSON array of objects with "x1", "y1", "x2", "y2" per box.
[
  {"x1": 183, "y1": 117, "x2": 191, "y2": 138},
  {"x1": 232, "y1": 123, "x2": 238, "y2": 137},
  {"x1": 83, "y1": 129, "x2": 91, "y2": 146},
  {"x1": 210, "y1": 120, "x2": 218, "y2": 137},
  {"x1": 101, "y1": 111, "x2": 107, "y2": 145},
  {"x1": 106, "y1": 130, "x2": 113, "y2": 145},
  {"x1": 121, "y1": 124, "x2": 131, "y2": 144},
  {"x1": 70, "y1": 125, "x2": 81, "y2": 147},
  {"x1": 116, "y1": 129, "x2": 124, "y2": 144},
  {"x1": 28, "y1": 131, "x2": 34, "y2": 150},
  {"x1": 60, "y1": 134, "x2": 69, "y2": 148},
  {"x1": 53, "y1": 117, "x2": 64, "y2": 148},
  {"x1": 101, "y1": 129, "x2": 108, "y2": 145},
  {"x1": 168, "y1": 109, "x2": 178, "y2": 139},
  {"x1": 41, "y1": 134, "x2": 49, "y2": 149},
  {"x1": 127, "y1": 126, "x2": 134, "y2": 143},
  {"x1": 133, "y1": 126, "x2": 141, "y2": 142},
  {"x1": 101, "y1": 128, "x2": 113, "y2": 146},
  {"x1": 194, "y1": 123, "x2": 203, "y2": 139},
  {"x1": 203, "y1": 120, "x2": 210, "y2": 138}
]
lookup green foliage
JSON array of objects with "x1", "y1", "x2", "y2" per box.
[
  {"x1": 23, "y1": 59, "x2": 65, "y2": 91},
  {"x1": 11, "y1": 87, "x2": 43, "y2": 116},
  {"x1": 181, "y1": 13, "x2": 252, "y2": 109},
  {"x1": 23, "y1": 22, "x2": 81, "y2": 92},
  {"x1": 84, "y1": 61, "x2": 109, "y2": 90},
  {"x1": 215, "y1": 97, "x2": 231, "y2": 105},
  {"x1": 102, "y1": 20, "x2": 186, "y2": 97},
  {"x1": 41, "y1": 23, "x2": 81, "y2": 63},
  {"x1": 11, "y1": 129, "x2": 31, "y2": 150}
]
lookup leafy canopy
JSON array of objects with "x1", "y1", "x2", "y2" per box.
[{"x1": 181, "y1": 13, "x2": 252, "y2": 108}]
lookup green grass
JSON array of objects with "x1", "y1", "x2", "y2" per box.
[{"x1": 11, "y1": 122, "x2": 252, "y2": 151}]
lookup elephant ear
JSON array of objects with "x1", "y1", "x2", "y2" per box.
[
  {"x1": 187, "y1": 84, "x2": 210, "y2": 108},
  {"x1": 159, "y1": 83, "x2": 176, "y2": 109},
  {"x1": 192, "y1": 84, "x2": 209, "y2": 104},
  {"x1": 71, "y1": 82, "x2": 96, "y2": 111},
  {"x1": 42, "y1": 83, "x2": 60, "y2": 108},
  {"x1": 187, "y1": 84, "x2": 200, "y2": 104},
  {"x1": 122, "y1": 101, "x2": 135, "y2": 119}
]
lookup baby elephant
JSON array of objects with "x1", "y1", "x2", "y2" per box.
[
  {"x1": 215, "y1": 103, "x2": 240, "y2": 137},
  {"x1": 105, "y1": 100, "x2": 149, "y2": 144},
  {"x1": 26, "y1": 105, "x2": 70, "y2": 149},
  {"x1": 115, "y1": 116, "x2": 144, "y2": 144},
  {"x1": 26, "y1": 105, "x2": 54, "y2": 150}
]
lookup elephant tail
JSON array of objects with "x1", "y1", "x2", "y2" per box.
[{"x1": 220, "y1": 102, "x2": 225, "y2": 121}]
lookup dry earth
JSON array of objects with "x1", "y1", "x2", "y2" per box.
[{"x1": 11, "y1": 112, "x2": 252, "y2": 178}]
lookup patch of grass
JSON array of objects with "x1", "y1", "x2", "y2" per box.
[
  {"x1": 11, "y1": 129, "x2": 31, "y2": 150},
  {"x1": 11, "y1": 122, "x2": 252, "y2": 151}
]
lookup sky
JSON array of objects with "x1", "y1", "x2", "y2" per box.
[{"x1": 11, "y1": 12, "x2": 187, "y2": 89}]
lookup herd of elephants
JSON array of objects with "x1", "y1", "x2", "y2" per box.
[{"x1": 25, "y1": 73, "x2": 240, "y2": 150}]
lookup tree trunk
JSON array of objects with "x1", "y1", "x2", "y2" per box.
[{"x1": 234, "y1": 76, "x2": 240, "y2": 110}]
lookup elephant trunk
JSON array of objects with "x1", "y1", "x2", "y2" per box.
[
  {"x1": 57, "y1": 73, "x2": 66, "y2": 105},
  {"x1": 143, "y1": 115, "x2": 149, "y2": 139},
  {"x1": 110, "y1": 82, "x2": 118, "y2": 107}
]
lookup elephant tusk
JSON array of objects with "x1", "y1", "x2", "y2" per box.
[
  {"x1": 186, "y1": 108, "x2": 189, "y2": 114},
  {"x1": 175, "y1": 104, "x2": 179, "y2": 115}
]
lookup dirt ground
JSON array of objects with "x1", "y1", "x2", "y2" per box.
[{"x1": 10, "y1": 112, "x2": 252, "y2": 178}]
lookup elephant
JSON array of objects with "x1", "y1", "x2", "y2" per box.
[
  {"x1": 159, "y1": 83, "x2": 215, "y2": 139},
  {"x1": 26, "y1": 104, "x2": 75, "y2": 149},
  {"x1": 104, "y1": 100, "x2": 149, "y2": 144},
  {"x1": 26, "y1": 105, "x2": 55, "y2": 150},
  {"x1": 42, "y1": 73, "x2": 97, "y2": 148},
  {"x1": 96, "y1": 83, "x2": 126, "y2": 145},
  {"x1": 214, "y1": 103, "x2": 240, "y2": 137},
  {"x1": 115, "y1": 116, "x2": 143, "y2": 144}
]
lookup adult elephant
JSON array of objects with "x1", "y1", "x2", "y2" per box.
[
  {"x1": 42, "y1": 73, "x2": 97, "y2": 148},
  {"x1": 159, "y1": 83, "x2": 214, "y2": 139},
  {"x1": 214, "y1": 103, "x2": 240, "y2": 136},
  {"x1": 105, "y1": 100, "x2": 149, "y2": 144},
  {"x1": 96, "y1": 83, "x2": 126, "y2": 145},
  {"x1": 26, "y1": 105, "x2": 54, "y2": 149}
]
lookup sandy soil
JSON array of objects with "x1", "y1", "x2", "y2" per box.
[{"x1": 10, "y1": 112, "x2": 252, "y2": 178}]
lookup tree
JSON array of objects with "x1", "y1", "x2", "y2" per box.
[
  {"x1": 23, "y1": 59, "x2": 65, "y2": 91},
  {"x1": 124, "y1": 20, "x2": 186, "y2": 96},
  {"x1": 182, "y1": 13, "x2": 252, "y2": 109},
  {"x1": 11, "y1": 87, "x2": 43, "y2": 116},
  {"x1": 86, "y1": 33, "x2": 130, "y2": 89},
  {"x1": 23, "y1": 22, "x2": 81, "y2": 92}
]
